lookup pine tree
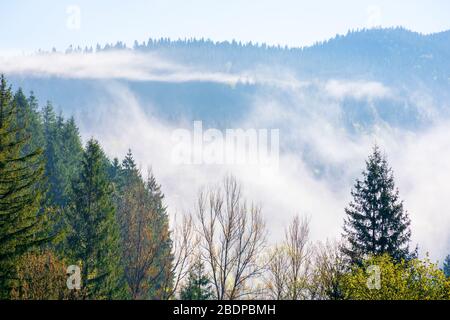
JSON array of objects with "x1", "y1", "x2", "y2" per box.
[
  {"x1": 13, "y1": 89, "x2": 44, "y2": 158},
  {"x1": 444, "y1": 255, "x2": 450, "y2": 278},
  {"x1": 180, "y1": 259, "x2": 212, "y2": 300},
  {"x1": 115, "y1": 151, "x2": 173, "y2": 299},
  {"x1": 59, "y1": 116, "x2": 83, "y2": 206},
  {"x1": 41, "y1": 106, "x2": 83, "y2": 209},
  {"x1": 67, "y1": 139, "x2": 126, "y2": 299},
  {"x1": 117, "y1": 162, "x2": 158, "y2": 299},
  {"x1": 145, "y1": 170, "x2": 173, "y2": 299},
  {"x1": 108, "y1": 157, "x2": 122, "y2": 183},
  {"x1": 25, "y1": 92, "x2": 45, "y2": 155},
  {"x1": 342, "y1": 145, "x2": 412, "y2": 265},
  {"x1": 0, "y1": 75, "x2": 46, "y2": 298},
  {"x1": 42, "y1": 101, "x2": 64, "y2": 206},
  {"x1": 121, "y1": 149, "x2": 140, "y2": 186}
]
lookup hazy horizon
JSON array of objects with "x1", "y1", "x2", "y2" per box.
[{"x1": 2, "y1": 0, "x2": 450, "y2": 52}]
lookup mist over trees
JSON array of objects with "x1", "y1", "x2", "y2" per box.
[
  {"x1": 0, "y1": 74, "x2": 449, "y2": 300},
  {"x1": 60, "y1": 27, "x2": 450, "y2": 86},
  {"x1": 0, "y1": 75, "x2": 172, "y2": 300}
]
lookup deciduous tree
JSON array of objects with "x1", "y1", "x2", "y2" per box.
[
  {"x1": 265, "y1": 216, "x2": 311, "y2": 300},
  {"x1": 196, "y1": 176, "x2": 267, "y2": 300},
  {"x1": 341, "y1": 254, "x2": 450, "y2": 300}
]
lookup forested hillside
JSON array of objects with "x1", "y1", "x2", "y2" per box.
[
  {"x1": 7, "y1": 28, "x2": 450, "y2": 134},
  {"x1": 1, "y1": 74, "x2": 449, "y2": 300},
  {"x1": 70, "y1": 27, "x2": 450, "y2": 84},
  {"x1": 0, "y1": 75, "x2": 172, "y2": 299}
]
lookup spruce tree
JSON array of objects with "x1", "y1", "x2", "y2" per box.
[
  {"x1": 145, "y1": 170, "x2": 173, "y2": 299},
  {"x1": 42, "y1": 107, "x2": 83, "y2": 209},
  {"x1": 59, "y1": 116, "x2": 83, "y2": 206},
  {"x1": 180, "y1": 259, "x2": 212, "y2": 300},
  {"x1": 67, "y1": 139, "x2": 126, "y2": 299},
  {"x1": 108, "y1": 157, "x2": 122, "y2": 184},
  {"x1": 117, "y1": 160, "x2": 160, "y2": 299},
  {"x1": 342, "y1": 145, "x2": 412, "y2": 265},
  {"x1": 42, "y1": 101, "x2": 64, "y2": 206},
  {"x1": 121, "y1": 149, "x2": 140, "y2": 186},
  {"x1": 26, "y1": 92, "x2": 45, "y2": 153},
  {"x1": 0, "y1": 75, "x2": 46, "y2": 298},
  {"x1": 116, "y1": 151, "x2": 173, "y2": 299},
  {"x1": 13, "y1": 89, "x2": 44, "y2": 157}
]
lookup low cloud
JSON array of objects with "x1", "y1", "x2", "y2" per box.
[
  {"x1": 0, "y1": 51, "x2": 303, "y2": 88},
  {"x1": 2, "y1": 50, "x2": 448, "y2": 262},
  {"x1": 73, "y1": 80, "x2": 450, "y2": 263},
  {"x1": 325, "y1": 79, "x2": 392, "y2": 100}
]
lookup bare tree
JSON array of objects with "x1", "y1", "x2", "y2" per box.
[
  {"x1": 265, "y1": 246, "x2": 288, "y2": 300},
  {"x1": 159, "y1": 212, "x2": 197, "y2": 300},
  {"x1": 265, "y1": 215, "x2": 312, "y2": 300},
  {"x1": 196, "y1": 175, "x2": 267, "y2": 300},
  {"x1": 310, "y1": 239, "x2": 346, "y2": 300},
  {"x1": 285, "y1": 215, "x2": 312, "y2": 299}
]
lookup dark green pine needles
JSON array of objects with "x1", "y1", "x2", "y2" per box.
[
  {"x1": 0, "y1": 75, "x2": 46, "y2": 298},
  {"x1": 342, "y1": 145, "x2": 413, "y2": 265},
  {"x1": 67, "y1": 139, "x2": 127, "y2": 299}
]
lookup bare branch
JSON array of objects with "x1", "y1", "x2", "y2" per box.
[{"x1": 195, "y1": 175, "x2": 267, "y2": 300}]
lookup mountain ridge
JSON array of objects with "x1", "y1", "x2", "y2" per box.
[{"x1": 57, "y1": 27, "x2": 450, "y2": 53}]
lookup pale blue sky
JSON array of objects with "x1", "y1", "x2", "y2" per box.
[{"x1": 1, "y1": 0, "x2": 450, "y2": 52}]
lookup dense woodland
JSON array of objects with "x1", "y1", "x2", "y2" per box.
[
  {"x1": 0, "y1": 74, "x2": 449, "y2": 300},
  {"x1": 59, "y1": 27, "x2": 450, "y2": 84}
]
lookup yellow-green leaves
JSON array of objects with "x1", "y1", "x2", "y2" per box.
[{"x1": 342, "y1": 254, "x2": 450, "y2": 300}]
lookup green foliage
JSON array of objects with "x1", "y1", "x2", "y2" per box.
[
  {"x1": 145, "y1": 170, "x2": 173, "y2": 298},
  {"x1": 180, "y1": 259, "x2": 213, "y2": 300},
  {"x1": 42, "y1": 104, "x2": 83, "y2": 209},
  {"x1": 0, "y1": 75, "x2": 47, "y2": 299},
  {"x1": 67, "y1": 139, "x2": 127, "y2": 299},
  {"x1": 11, "y1": 250, "x2": 82, "y2": 300},
  {"x1": 13, "y1": 89, "x2": 44, "y2": 158},
  {"x1": 310, "y1": 241, "x2": 346, "y2": 300},
  {"x1": 26, "y1": 92, "x2": 45, "y2": 153},
  {"x1": 59, "y1": 116, "x2": 83, "y2": 202},
  {"x1": 341, "y1": 254, "x2": 450, "y2": 300},
  {"x1": 115, "y1": 151, "x2": 173, "y2": 299},
  {"x1": 108, "y1": 157, "x2": 122, "y2": 186},
  {"x1": 5, "y1": 74, "x2": 449, "y2": 302},
  {"x1": 342, "y1": 145, "x2": 412, "y2": 265},
  {"x1": 42, "y1": 101, "x2": 64, "y2": 206},
  {"x1": 0, "y1": 75, "x2": 177, "y2": 300},
  {"x1": 40, "y1": 103, "x2": 84, "y2": 256}
]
